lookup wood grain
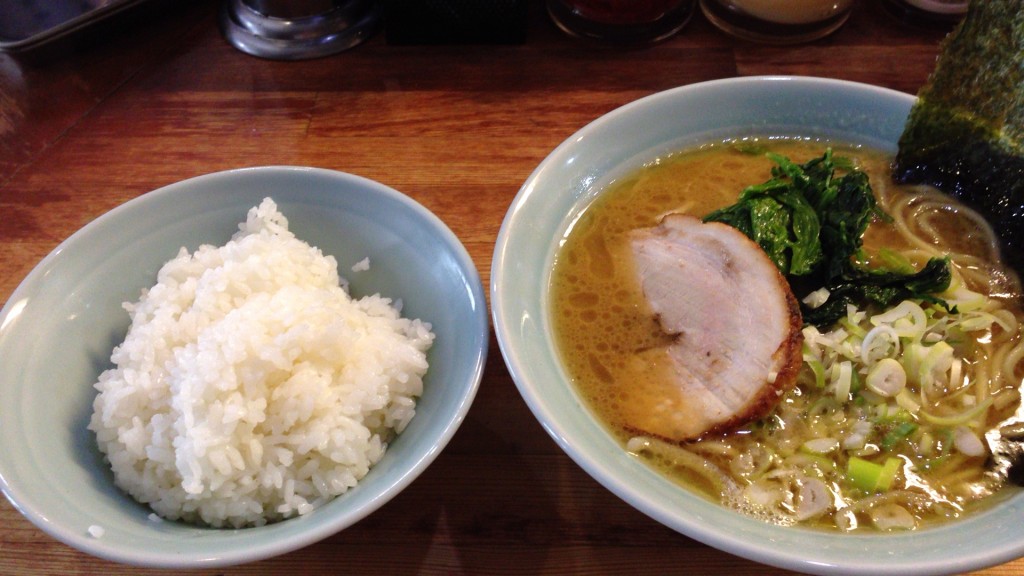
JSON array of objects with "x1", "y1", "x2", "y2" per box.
[{"x1": 0, "y1": 1, "x2": 1015, "y2": 574}]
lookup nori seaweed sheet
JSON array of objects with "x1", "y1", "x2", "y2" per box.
[{"x1": 892, "y1": 0, "x2": 1024, "y2": 275}]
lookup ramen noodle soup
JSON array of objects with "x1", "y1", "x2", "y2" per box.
[{"x1": 551, "y1": 140, "x2": 1024, "y2": 531}]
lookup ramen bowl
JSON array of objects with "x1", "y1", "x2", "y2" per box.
[
  {"x1": 0, "y1": 167, "x2": 488, "y2": 568},
  {"x1": 491, "y1": 76, "x2": 1024, "y2": 575}
]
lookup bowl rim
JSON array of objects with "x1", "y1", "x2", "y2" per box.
[
  {"x1": 491, "y1": 76, "x2": 1024, "y2": 576},
  {"x1": 0, "y1": 165, "x2": 488, "y2": 568}
]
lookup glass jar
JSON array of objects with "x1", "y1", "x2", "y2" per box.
[
  {"x1": 700, "y1": 0, "x2": 856, "y2": 44},
  {"x1": 547, "y1": 0, "x2": 697, "y2": 43}
]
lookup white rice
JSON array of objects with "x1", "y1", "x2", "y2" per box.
[
  {"x1": 88, "y1": 198, "x2": 434, "y2": 528},
  {"x1": 351, "y1": 257, "x2": 371, "y2": 272}
]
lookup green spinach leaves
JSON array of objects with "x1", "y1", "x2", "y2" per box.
[{"x1": 704, "y1": 149, "x2": 953, "y2": 328}]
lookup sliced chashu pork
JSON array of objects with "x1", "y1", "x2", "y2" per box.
[{"x1": 624, "y1": 214, "x2": 803, "y2": 442}]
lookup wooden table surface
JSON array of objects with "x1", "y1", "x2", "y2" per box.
[{"x1": 1, "y1": 1, "x2": 1017, "y2": 574}]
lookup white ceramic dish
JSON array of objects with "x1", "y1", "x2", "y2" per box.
[
  {"x1": 491, "y1": 76, "x2": 1024, "y2": 575},
  {"x1": 0, "y1": 166, "x2": 488, "y2": 568}
]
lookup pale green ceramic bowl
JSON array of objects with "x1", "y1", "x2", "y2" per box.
[
  {"x1": 0, "y1": 167, "x2": 488, "y2": 568},
  {"x1": 491, "y1": 76, "x2": 1024, "y2": 575}
]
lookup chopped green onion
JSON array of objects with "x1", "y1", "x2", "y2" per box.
[
  {"x1": 871, "y1": 300, "x2": 928, "y2": 339},
  {"x1": 802, "y1": 437, "x2": 840, "y2": 454},
  {"x1": 860, "y1": 324, "x2": 901, "y2": 365},
  {"x1": 846, "y1": 456, "x2": 902, "y2": 492},
  {"x1": 805, "y1": 355, "x2": 826, "y2": 389},
  {"x1": 787, "y1": 451, "x2": 836, "y2": 473},
  {"x1": 870, "y1": 502, "x2": 916, "y2": 530},
  {"x1": 953, "y1": 425, "x2": 986, "y2": 457},
  {"x1": 901, "y1": 343, "x2": 929, "y2": 385},
  {"x1": 803, "y1": 287, "x2": 831, "y2": 309},
  {"x1": 895, "y1": 389, "x2": 921, "y2": 414},
  {"x1": 866, "y1": 358, "x2": 907, "y2": 397},
  {"x1": 918, "y1": 341, "x2": 954, "y2": 391},
  {"x1": 874, "y1": 404, "x2": 913, "y2": 423},
  {"x1": 955, "y1": 311, "x2": 1000, "y2": 332},
  {"x1": 832, "y1": 360, "x2": 853, "y2": 401},
  {"x1": 876, "y1": 457, "x2": 902, "y2": 491},
  {"x1": 850, "y1": 368, "x2": 863, "y2": 393},
  {"x1": 943, "y1": 284, "x2": 987, "y2": 313},
  {"x1": 880, "y1": 422, "x2": 918, "y2": 450},
  {"x1": 847, "y1": 457, "x2": 882, "y2": 491},
  {"x1": 918, "y1": 430, "x2": 935, "y2": 456},
  {"x1": 839, "y1": 316, "x2": 868, "y2": 339},
  {"x1": 876, "y1": 248, "x2": 916, "y2": 274}
]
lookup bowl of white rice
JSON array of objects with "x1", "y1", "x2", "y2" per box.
[{"x1": 0, "y1": 166, "x2": 487, "y2": 568}]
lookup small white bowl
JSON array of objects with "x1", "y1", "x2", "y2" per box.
[
  {"x1": 0, "y1": 166, "x2": 488, "y2": 568},
  {"x1": 491, "y1": 76, "x2": 1024, "y2": 575}
]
